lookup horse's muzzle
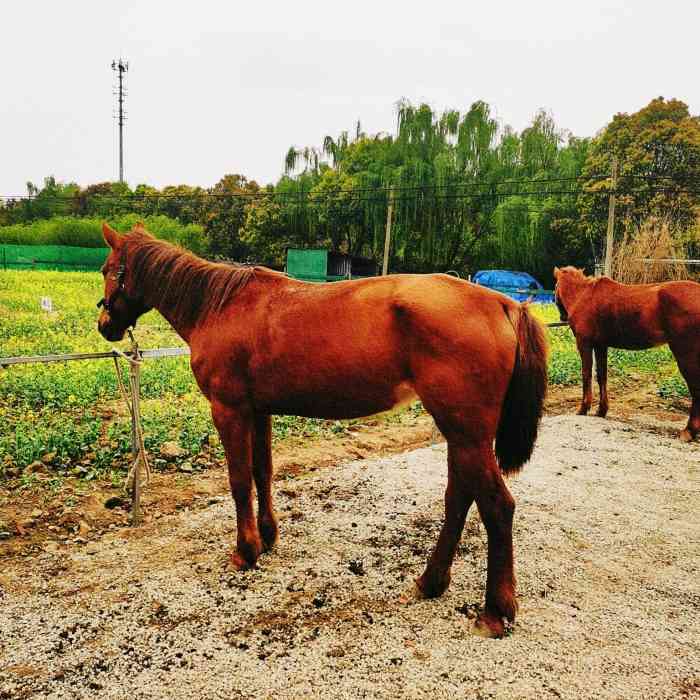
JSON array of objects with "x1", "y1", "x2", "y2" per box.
[{"x1": 97, "y1": 318, "x2": 126, "y2": 342}]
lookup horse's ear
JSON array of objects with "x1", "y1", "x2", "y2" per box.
[
  {"x1": 553, "y1": 266, "x2": 560, "y2": 279},
  {"x1": 133, "y1": 221, "x2": 146, "y2": 234},
  {"x1": 102, "y1": 222, "x2": 122, "y2": 250}
]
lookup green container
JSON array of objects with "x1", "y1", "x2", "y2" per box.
[
  {"x1": 0, "y1": 245, "x2": 109, "y2": 271},
  {"x1": 286, "y1": 248, "x2": 329, "y2": 281}
]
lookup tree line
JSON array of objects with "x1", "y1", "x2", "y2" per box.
[{"x1": 1, "y1": 97, "x2": 698, "y2": 285}]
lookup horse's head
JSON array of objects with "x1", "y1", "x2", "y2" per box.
[
  {"x1": 553, "y1": 266, "x2": 587, "y2": 322},
  {"x1": 97, "y1": 223, "x2": 152, "y2": 341}
]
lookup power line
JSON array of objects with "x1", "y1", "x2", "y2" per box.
[
  {"x1": 2, "y1": 186, "x2": 699, "y2": 206},
  {"x1": 1, "y1": 173, "x2": 700, "y2": 205}
]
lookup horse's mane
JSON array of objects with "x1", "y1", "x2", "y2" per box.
[
  {"x1": 559, "y1": 266, "x2": 587, "y2": 279},
  {"x1": 126, "y1": 231, "x2": 260, "y2": 326}
]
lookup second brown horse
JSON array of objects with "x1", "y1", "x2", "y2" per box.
[
  {"x1": 98, "y1": 223, "x2": 549, "y2": 637},
  {"x1": 554, "y1": 266, "x2": 700, "y2": 441}
]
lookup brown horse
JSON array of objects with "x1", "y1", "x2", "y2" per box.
[
  {"x1": 554, "y1": 266, "x2": 700, "y2": 441},
  {"x1": 98, "y1": 223, "x2": 548, "y2": 638}
]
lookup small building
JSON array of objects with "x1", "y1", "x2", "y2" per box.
[{"x1": 285, "y1": 248, "x2": 378, "y2": 282}]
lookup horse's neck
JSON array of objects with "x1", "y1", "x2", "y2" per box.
[
  {"x1": 139, "y1": 252, "x2": 198, "y2": 343},
  {"x1": 564, "y1": 278, "x2": 594, "y2": 309},
  {"x1": 151, "y1": 299, "x2": 195, "y2": 344}
]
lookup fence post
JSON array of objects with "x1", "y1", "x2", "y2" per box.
[
  {"x1": 382, "y1": 190, "x2": 394, "y2": 276},
  {"x1": 604, "y1": 156, "x2": 618, "y2": 278},
  {"x1": 128, "y1": 334, "x2": 142, "y2": 525}
]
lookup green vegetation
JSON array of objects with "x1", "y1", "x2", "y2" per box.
[
  {"x1": 580, "y1": 97, "x2": 700, "y2": 237},
  {"x1": 0, "y1": 214, "x2": 206, "y2": 255},
  {"x1": 0, "y1": 272, "x2": 688, "y2": 483},
  {"x1": 0, "y1": 271, "x2": 382, "y2": 478},
  {"x1": 2, "y1": 98, "x2": 698, "y2": 284}
]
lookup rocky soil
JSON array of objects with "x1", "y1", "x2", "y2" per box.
[{"x1": 1, "y1": 414, "x2": 699, "y2": 699}]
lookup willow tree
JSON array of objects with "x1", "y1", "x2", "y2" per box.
[{"x1": 275, "y1": 100, "x2": 589, "y2": 277}]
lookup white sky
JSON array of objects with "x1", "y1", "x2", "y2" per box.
[{"x1": 1, "y1": 0, "x2": 697, "y2": 194}]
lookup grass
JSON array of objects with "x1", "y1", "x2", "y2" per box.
[{"x1": 0, "y1": 272, "x2": 689, "y2": 480}]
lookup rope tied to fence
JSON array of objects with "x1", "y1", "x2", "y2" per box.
[{"x1": 111, "y1": 330, "x2": 150, "y2": 523}]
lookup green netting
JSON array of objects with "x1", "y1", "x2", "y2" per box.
[{"x1": 0, "y1": 245, "x2": 109, "y2": 271}]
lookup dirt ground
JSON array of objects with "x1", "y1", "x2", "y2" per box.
[
  {"x1": 0, "y1": 382, "x2": 691, "y2": 557},
  {"x1": 1, "y1": 403, "x2": 699, "y2": 699}
]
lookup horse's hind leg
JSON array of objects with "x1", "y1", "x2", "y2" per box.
[
  {"x1": 472, "y1": 451, "x2": 517, "y2": 638},
  {"x1": 253, "y1": 413, "x2": 279, "y2": 550},
  {"x1": 415, "y1": 441, "x2": 475, "y2": 599},
  {"x1": 670, "y1": 342, "x2": 700, "y2": 442},
  {"x1": 594, "y1": 345, "x2": 609, "y2": 418},
  {"x1": 416, "y1": 439, "x2": 516, "y2": 638}
]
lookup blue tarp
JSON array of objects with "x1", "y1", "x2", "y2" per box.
[{"x1": 472, "y1": 269, "x2": 554, "y2": 303}]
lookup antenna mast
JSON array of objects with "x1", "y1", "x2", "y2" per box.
[{"x1": 111, "y1": 59, "x2": 129, "y2": 183}]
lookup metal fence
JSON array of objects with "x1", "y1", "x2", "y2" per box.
[{"x1": 1, "y1": 320, "x2": 568, "y2": 521}]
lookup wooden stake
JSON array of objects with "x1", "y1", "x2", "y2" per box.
[
  {"x1": 129, "y1": 362, "x2": 141, "y2": 525},
  {"x1": 604, "y1": 156, "x2": 618, "y2": 278},
  {"x1": 382, "y1": 191, "x2": 394, "y2": 276},
  {"x1": 128, "y1": 333, "x2": 142, "y2": 525}
]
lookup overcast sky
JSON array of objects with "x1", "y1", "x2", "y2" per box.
[{"x1": 1, "y1": 0, "x2": 697, "y2": 195}]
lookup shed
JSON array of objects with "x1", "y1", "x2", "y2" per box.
[{"x1": 286, "y1": 249, "x2": 378, "y2": 282}]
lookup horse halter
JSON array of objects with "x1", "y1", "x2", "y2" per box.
[{"x1": 97, "y1": 249, "x2": 127, "y2": 313}]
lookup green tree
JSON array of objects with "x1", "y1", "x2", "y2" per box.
[
  {"x1": 204, "y1": 174, "x2": 260, "y2": 259},
  {"x1": 239, "y1": 195, "x2": 288, "y2": 266},
  {"x1": 580, "y1": 97, "x2": 700, "y2": 249}
]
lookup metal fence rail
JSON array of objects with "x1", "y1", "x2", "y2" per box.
[
  {"x1": 0, "y1": 346, "x2": 190, "y2": 368},
  {"x1": 1, "y1": 323, "x2": 569, "y2": 368},
  {"x1": 1, "y1": 322, "x2": 569, "y2": 521}
]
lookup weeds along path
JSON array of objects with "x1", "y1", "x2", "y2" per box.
[{"x1": 1, "y1": 415, "x2": 698, "y2": 700}]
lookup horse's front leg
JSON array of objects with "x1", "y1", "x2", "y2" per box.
[
  {"x1": 211, "y1": 400, "x2": 262, "y2": 570},
  {"x1": 594, "y1": 345, "x2": 609, "y2": 418},
  {"x1": 253, "y1": 413, "x2": 279, "y2": 551},
  {"x1": 577, "y1": 338, "x2": 593, "y2": 415}
]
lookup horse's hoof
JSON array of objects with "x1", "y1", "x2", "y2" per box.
[
  {"x1": 577, "y1": 407, "x2": 590, "y2": 416},
  {"x1": 679, "y1": 429, "x2": 695, "y2": 443},
  {"x1": 229, "y1": 551, "x2": 256, "y2": 571},
  {"x1": 596, "y1": 408, "x2": 608, "y2": 418},
  {"x1": 473, "y1": 612, "x2": 507, "y2": 639},
  {"x1": 259, "y1": 521, "x2": 279, "y2": 552},
  {"x1": 414, "y1": 572, "x2": 450, "y2": 599}
]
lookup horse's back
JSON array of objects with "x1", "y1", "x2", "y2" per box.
[
  {"x1": 240, "y1": 273, "x2": 520, "y2": 420},
  {"x1": 580, "y1": 278, "x2": 699, "y2": 348}
]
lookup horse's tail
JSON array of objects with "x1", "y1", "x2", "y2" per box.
[{"x1": 495, "y1": 302, "x2": 549, "y2": 475}]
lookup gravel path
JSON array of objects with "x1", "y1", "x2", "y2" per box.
[{"x1": 1, "y1": 415, "x2": 698, "y2": 699}]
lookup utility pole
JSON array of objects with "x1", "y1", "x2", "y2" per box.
[
  {"x1": 382, "y1": 190, "x2": 394, "y2": 276},
  {"x1": 112, "y1": 59, "x2": 129, "y2": 183},
  {"x1": 604, "y1": 156, "x2": 618, "y2": 278}
]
